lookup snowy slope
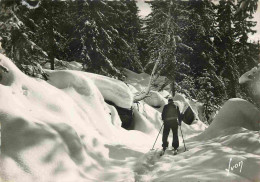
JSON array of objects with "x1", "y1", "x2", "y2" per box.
[
  {"x1": 1, "y1": 54, "x2": 260, "y2": 182},
  {"x1": 135, "y1": 99, "x2": 260, "y2": 182},
  {"x1": 0, "y1": 54, "x2": 148, "y2": 182}
]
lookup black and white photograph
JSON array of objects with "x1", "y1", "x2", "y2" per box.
[{"x1": 0, "y1": 0, "x2": 259, "y2": 181}]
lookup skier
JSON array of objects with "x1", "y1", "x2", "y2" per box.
[{"x1": 161, "y1": 97, "x2": 182, "y2": 155}]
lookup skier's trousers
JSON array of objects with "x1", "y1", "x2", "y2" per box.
[{"x1": 162, "y1": 119, "x2": 179, "y2": 150}]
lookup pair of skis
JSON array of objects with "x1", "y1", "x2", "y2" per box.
[{"x1": 160, "y1": 149, "x2": 178, "y2": 156}]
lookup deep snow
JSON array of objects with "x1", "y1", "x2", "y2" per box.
[
  {"x1": 239, "y1": 63, "x2": 260, "y2": 103},
  {"x1": 0, "y1": 54, "x2": 259, "y2": 182}
]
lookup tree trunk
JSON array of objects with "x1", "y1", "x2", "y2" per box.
[
  {"x1": 49, "y1": 1, "x2": 55, "y2": 70},
  {"x1": 133, "y1": 53, "x2": 161, "y2": 102}
]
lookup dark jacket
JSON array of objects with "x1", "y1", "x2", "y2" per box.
[{"x1": 162, "y1": 102, "x2": 182, "y2": 126}]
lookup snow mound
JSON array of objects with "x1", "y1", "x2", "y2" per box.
[
  {"x1": 197, "y1": 98, "x2": 260, "y2": 140},
  {"x1": 173, "y1": 93, "x2": 205, "y2": 123},
  {"x1": 83, "y1": 72, "x2": 133, "y2": 109},
  {"x1": 143, "y1": 91, "x2": 167, "y2": 108},
  {"x1": 45, "y1": 70, "x2": 133, "y2": 109},
  {"x1": 239, "y1": 64, "x2": 260, "y2": 103},
  {"x1": 132, "y1": 101, "x2": 163, "y2": 135},
  {"x1": 239, "y1": 63, "x2": 260, "y2": 84},
  {"x1": 0, "y1": 54, "x2": 114, "y2": 181},
  {"x1": 0, "y1": 54, "x2": 146, "y2": 182}
]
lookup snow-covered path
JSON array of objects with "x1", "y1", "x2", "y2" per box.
[
  {"x1": 134, "y1": 128, "x2": 260, "y2": 182},
  {"x1": 0, "y1": 54, "x2": 259, "y2": 182}
]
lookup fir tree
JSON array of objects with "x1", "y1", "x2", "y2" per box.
[
  {"x1": 183, "y1": 0, "x2": 227, "y2": 119},
  {"x1": 144, "y1": 0, "x2": 193, "y2": 95},
  {"x1": 1, "y1": 0, "x2": 143, "y2": 78},
  {"x1": 69, "y1": 0, "x2": 142, "y2": 77},
  {"x1": 215, "y1": 0, "x2": 239, "y2": 98},
  {"x1": 28, "y1": 0, "x2": 73, "y2": 70},
  {"x1": 234, "y1": 0, "x2": 258, "y2": 74},
  {"x1": 234, "y1": 0, "x2": 259, "y2": 104},
  {"x1": 0, "y1": 0, "x2": 48, "y2": 79},
  {"x1": 108, "y1": 1, "x2": 143, "y2": 73}
]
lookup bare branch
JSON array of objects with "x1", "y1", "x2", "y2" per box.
[{"x1": 133, "y1": 53, "x2": 162, "y2": 102}]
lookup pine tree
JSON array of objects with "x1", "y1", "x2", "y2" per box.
[
  {"x1": 215, "y1": 0, "x2": 239, "y2": 98},
  {"x1": 0, "y1": 0, "x2": 48, "y2": 79},
  {"x1": 27, "y1": 0, "x2": 73, "y2": 70},
  {"x1": 215, "y1": 0, "x2": 258, "y2": 100},
  {"x1": 69, "y1": 0, "x2": 142, "y2": 77},
  {"x1": 1, "y1": 0, "x2": 143, "y2": 78},
  {"x1": 234, "y1": 0, "x2": 259, "y2": 104},
  {"x1": 144, "y1": 1, "x2": 193, "y2": 95},
  {"x1": 234, "y1": 0, "x2": 258, "y2": 74},
  {"x1": 108, "y1": 1, "x2": 143, "y2": 73},
  {"x1": 183, "y1": 0, "x2": 227, "y2": 119}
]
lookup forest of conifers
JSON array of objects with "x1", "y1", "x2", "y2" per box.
[{"x1": 0, "y1": 0, "x2": 259, "y2": 121}]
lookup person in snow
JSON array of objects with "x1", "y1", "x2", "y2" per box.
[{"x1": 161, "y1": 98, "x2": 182, "y2": 154}]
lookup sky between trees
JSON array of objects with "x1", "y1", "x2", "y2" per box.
[{"x1": 137, "y1": 0, "x2": 260, "y2": 41}]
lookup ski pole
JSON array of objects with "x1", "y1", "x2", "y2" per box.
[
  {"x1": 151, "y1": 123, "x2": 164, "y2": 150},
  {"x1": 179, "y1": 124, "x2": 187, "y2": 151}
]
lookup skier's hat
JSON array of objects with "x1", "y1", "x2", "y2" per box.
[{"x1": 168, "y1": 98, "x2": 173, "y2": 102}]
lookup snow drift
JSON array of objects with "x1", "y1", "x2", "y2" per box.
[
  {"x1": 239, "y1": 63, "x2": 260, "y2": 103},
  {"x1": 0, "y1": 54, "x2": 147, "y2": 182},
  {"x1": 197, "y1": 98, "x2": 260, "y2": 140},
  {"x1": 1, "y1": 53, "x2": 259, "y2": 182}
]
